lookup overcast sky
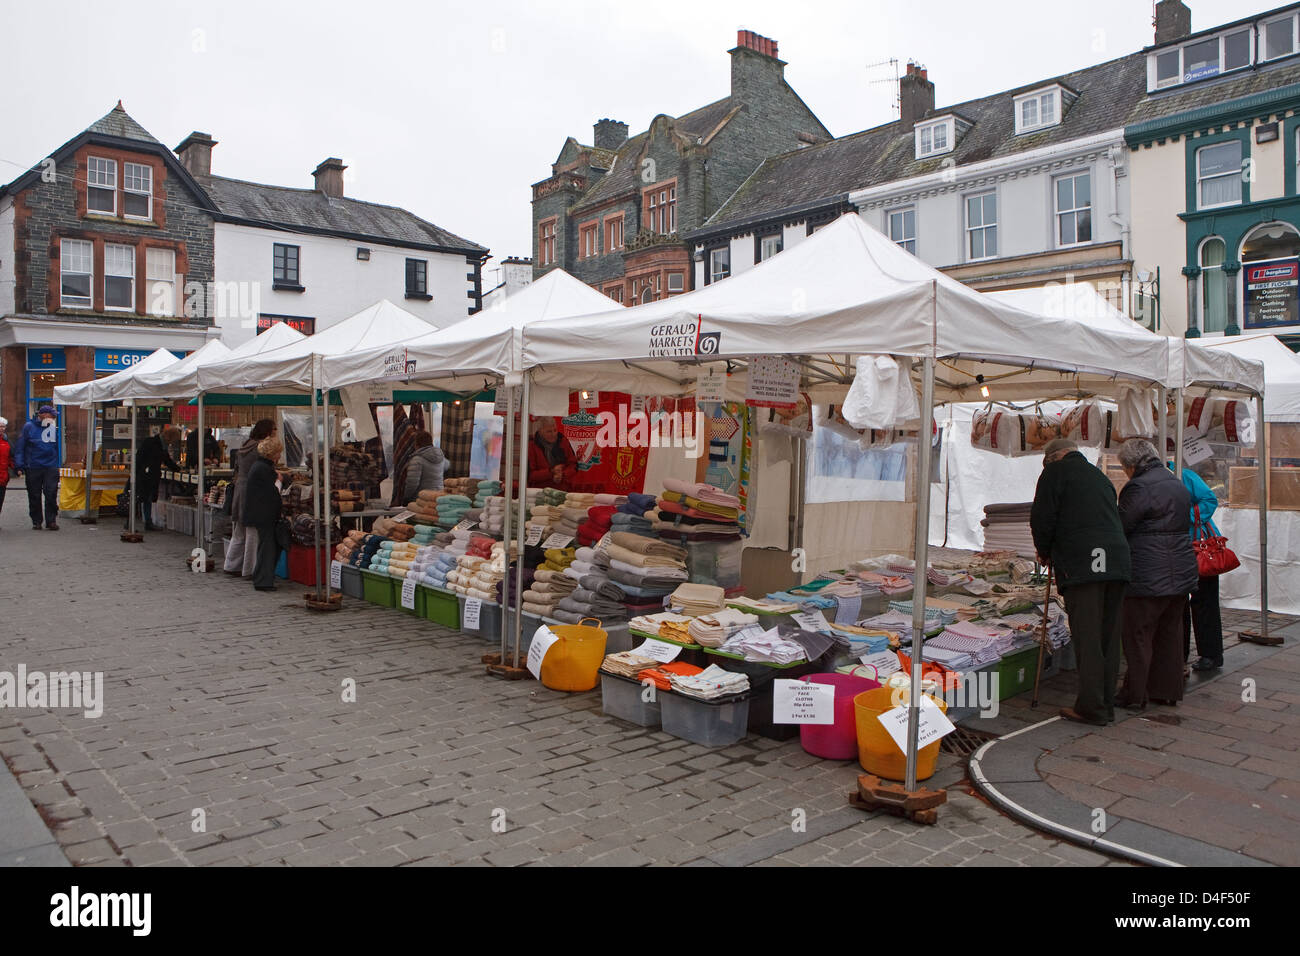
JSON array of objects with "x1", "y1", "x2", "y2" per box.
[{"x1": 0, "y1": 0, "x2": 1283, "y2": 286}]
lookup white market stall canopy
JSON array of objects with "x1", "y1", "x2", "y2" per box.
[
  {"x1": 987, "y1": 283, "x2": 1149, "y2": 337},
  {"x1": 520, "y1": 214, "x2": 1261, "y2": 402},
  {"x1": 319, "y1": 269, "x2": 618, "y2": 393},
  {"x1": 126, "y1": 338, "x2": 233, "y2": 401},
  {"x1": 1203, "y1": 334, "x2": 1300, "y2": 422},
  {"x1": 53, "y1": 347, "x2": 181, "y2": 407},
  {"x1": 140, "y1": 322, "x2": 306, "y2": 397},
  {"x1": 196, "y1": 300, "x2": 438, "y2": 393}
]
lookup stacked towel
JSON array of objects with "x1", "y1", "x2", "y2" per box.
[
  {"x1": 443, "y1": 477, "x2": 481, "y2": 498},
  {"x1": 577, "y1": 505, "x2": 616, "y2": 547},
  {"x1": 687, "y1": 608, "x2": 760, "y2": 648},
  {"x1": 473, "y1": 480, "x2": 502, "y2": 507},
  {"x1": 669, "y1": 582, "x2": 726, "y2": 618},
  {"x1": 628, "y1": 611, "x2": 694, "y2": 636},
  {"x1": 593, "y1": 493, "x2": 629, "y2": 507},
  {"x1": 669, "y1": 664, "x2": 749, "y2": 700},
  {"x1": 372, "y1": 518, "x2": 415, "y2": 541},
  {"x1": 717, "y1": 627, "x2": 806, "y2": 664},
  {"x1": 600, "y1": 652, "x2": 659, "y2": 680},
  {"x1": 480, "y1": 496, "x2": 507, "y2": 536}
]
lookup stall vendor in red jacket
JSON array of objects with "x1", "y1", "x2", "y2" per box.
[{"x1": 528, "y1": 416, "x2": 577, "y2": 489}]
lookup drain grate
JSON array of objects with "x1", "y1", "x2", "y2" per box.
[{"x1": 941, "y1": 725, "x2": 1001, "y2": 757}]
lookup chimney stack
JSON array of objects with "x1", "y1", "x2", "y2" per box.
[
  {"x1": 730, "y1": 29, "x2": 784, "y2": 103},
  {"x1": 1154, "y1": 0, "x2": 1192, "y2": 45},
  {"x1": 593, "y1": 118, "x2": 629, "y2": 151},
  {"x1": 899, "y1": 62, "x2": 935, "y2": 131},
  {"x1": 312, "y1": 157, "x2": 347, "y2": 198},
  {"x1": 175, "y1": 131, "x2": 217, "y2": 179}
]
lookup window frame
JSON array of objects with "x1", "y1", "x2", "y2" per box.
[
  {"x1": 405, "y1": 257, "x2": 429, "y2": 298},
  {"x1": 667, "y1": 272, "x2": 684, "y2": 294},
  {"x1": 103, "y1": 243, "x2": 135, "y2": 312},
  {"x1": 708, "y1": 246, "x2": 731, "y2": 283},
  {"x1": 914, "y1": 118, "x2": 954, "y2": 159},
  {"x1": 887, "y1": 207, "x2": 916, "y2": 254},
  {"x1": 59, "y1": 238, "x2": 93, "y2": 309},
  {"x1": 1147, "y1": 25, "x2": 1257, "y2": 91},
  {"x1": 1196, "y1": 140, "x2": 1244, "y2": 210},
  {"x1": 122, "y1": 161, "x2": 152, "y2": 220},
  {"x1": 641, "y1": 179, "x2": 678, "y2": 236},
  {"x1": 965, "y1": 190, "x2": 998, "y2": 262},
  {"x1": 756, "y1": 232, "x2": 783, "y2": 264},
  {"x1": 1013, "y1": 87, "x2": 1061, "y2": 135},
  {"x1": 604, "y1": 213, "x2": 625, "y2": 253},
  {"x1": 272, "y1": 242, "x2": 301, "y2": 288},
  {"x1": 1262, "y1": 13, "x2": 1298, "y2": 62},
  {"x1": 87, "y1": 156, "x2": 117, "y2": 216},
  {"x1": 578, "y1": 220, "x2": 598, "y2": 259},
  {"x1": 1054, "y1": 170, "x2": 1092, "y2": 248},
  {"x1": 603, "y1": 283, "x2": 624, "y2": 304},
  {"x1": 538, "y1": 217, "x2": 557, "y2": 267},
  {"x1": 145, "y1": 246, "x2": 176, "y2": 317},
  {"x1": 1198, "y1": 236, "x2": 1229, "y2": 335}
]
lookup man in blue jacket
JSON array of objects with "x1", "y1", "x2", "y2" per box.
[{"x1": 13, "y1": 404, "x2": 61, "y2": 530}]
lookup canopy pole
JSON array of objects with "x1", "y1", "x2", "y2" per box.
[
  {"x1": 312, "y1": 365, "x2": 322, "y2": 600},
  {"x1": 129, "y1": 402, "x2": 138, "y2": 535},
  {"x1": 500, "y1": 384, "x2": 515, "y2": 663},
  {"x1": 905, "y1": 352, "x2": 936, "y2": 793},
  {"x1": 83, "y1": 404, "x2": 95, "y2": 523},
  {"x1": 512, "y1": 372, "x2": 531, "y2": 669},
  {"x1": 1257, "y1": 392, "x2": 1269, "y2": 643},
  {"x1": 1157, "y1": 386, "x2": 1168, "y2": 461},
  {"x1": 1173, "y1": 388, "x2": 1185, "y2": 479},
  {"x1": 322, "y1": 380, "x2": 333, "y2": 604},
  {"x1": 197, "y1": 393, "x2": 206, "y2": 561}
]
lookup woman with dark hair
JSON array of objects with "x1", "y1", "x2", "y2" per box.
[
  {"x1": 224, "y1": 418, "x2": 277, "y2": 576},
  {"x1": 528, "y1": 417, "x2": 577, "y2": 489},
  {"x1": 244, "y1": 436, "x2": 285, "y2": 591},
  {"x1": 1116, "y1": 439, "x2": 1199, "y2": 709},
  {"x1": 404, "y1": 430, "x2": 446, "y2": 494}
]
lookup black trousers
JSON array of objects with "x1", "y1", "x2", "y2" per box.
[
  {"x1": 24, "y1": 467, "x2": 59, "y2": 527},
  {"x1": 1183, "y1": 574, "x2": 1223, "y2": 663},
  {"x1": 1060, "y1": 580, "x2": 1127, "y2": 724},
  {"x1": 1121, "y1": 594, "x2": 1186, "y2": 705},
  {"x1": 251, "y1": 523, "x2": 279, "y2": 589},
  {"x1": 0, "y1": 485, "x2": 6, "y2": 514}
]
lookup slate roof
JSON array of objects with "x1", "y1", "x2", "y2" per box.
[
  {"x1": 86, "y1": 104, "x2": 162, "y2": 144},
  {"x1": 697, "y1": 52, "x2": 1150, "y2": 235},
  {"x1": 205, "y1": 176, "x2": 487, "y2": 255},
  {"x1": 569, "y1": 97, "x2": 737, "y2": 214},
  {"x1": 1126, "y1": 59, "x2": 1300, "y2": 132}
]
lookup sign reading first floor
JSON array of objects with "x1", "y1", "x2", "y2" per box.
[{"x1": 1244, "y1": 257, "x2": 1299, "y2": 331}]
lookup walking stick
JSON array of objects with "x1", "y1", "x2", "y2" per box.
[{"x1": 1031, "y1": 565, "x2": 1054, "y2": 708}]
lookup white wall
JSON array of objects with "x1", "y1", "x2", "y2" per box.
[
  {"x1": 0, "y1": 198, "x2": 14, "y2": 316},
  {"x1": 212, "y1": 222, "x2": 472, "y2": 347}
]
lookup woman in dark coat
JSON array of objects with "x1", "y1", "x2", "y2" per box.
[
  {"x1": 1116, "y1": 439, "x2": 1199, "y2": 708},
  {"x1": 223, "y1": 419, "x2": 277, "y2": 576},
  {"x1": 242, "y1": 436, "x2": 284, "y2": 591}
]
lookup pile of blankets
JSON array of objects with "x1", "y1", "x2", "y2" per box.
[
  {"x1": 669, "y1": 582, "x2": 726, "y2": 618},
  {"x1": 443, "y1": 477, "x2": 481, "y2": 498},
  {"x1": 654, "y1": 479, "x2": 743, "y2": 542},
  {"x1": 669, "y1": 664, "x2": 749, "y2": 700},
  {"x1": 687, "y1": 608, "x2": 760, "y2": 647},
  {"x1": 628, "y1": 611, "x2": 694, "y2": 637},
  {"x1": 606, "y1": 532, "x2": 688, "y2": 600},
  {"x1": 981, "y1": 502, "x2": 1035, "y2": 556},
  {"x1": 552, "y1": 544, "x2": 628, "y2": 625},
  {"x1": 521, "y1": 567, "x2": 575, "y2": 617},
  {"x1": 472, "y1": 480, "x2": 502, "y2": 507},
  {"x1": 480, "y1": 496, "x2": 507, "y2": 536},
  {"x1": 372, "y1": 517, "x2": 415, "y2": 542}
]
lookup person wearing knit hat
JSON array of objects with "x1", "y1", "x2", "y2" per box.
[
  {"x1": 1030, "y1": 434, "x2": 1131, "y2": 726},
  {"x1": 13, "y1": 404, "x2": 61, "y2": 530}
]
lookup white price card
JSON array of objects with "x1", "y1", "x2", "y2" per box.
[
  {"x1": 632, "y1": 638, "x2": 681, "y2": 663},
  {"x1": 526, "y1": 626, "x2": 560, "y2": 679},
  {"x1": 401, "y1": 577, "x2": 417, "y2": 610},
  {"x1": 393, "y1": 510, "x2": 415, "y2": 523},
  {"x1": 463, "y1": 598, "x2": 483, "y2": 630},
  {"x1": 792, "y1": 610, "x2": 829, "y2": 632},
  {"x1": 542, "y1": 533, "x2": 574, "y2": 549},
  {"x1": 696, "y1": 367, "x2": 726, "y2": 405},
  {"x1": 877, "y1": 697, "x2": 956, "y2": 754},
  {"x1": 330, "y1": 561, "x2": 342, "y2": 589},
  {"x1": 859, "y1": 650, "x2": 901, "y2": 681},
  {"x1": 1183, "y1": 434, "x2": 1213, "y2": 466},
  {"x1": 773, "y1": 679, "x2": 835, "y2": 725},
  {"x1": 452, "y1": 519, "x2": 478, "y2": 533},
  {"x1": 524, "y1": 526, "x2": 544, "y2": 546},
  {"x1": 631, "y1": 395, "x2": 646, "y2": 414}
]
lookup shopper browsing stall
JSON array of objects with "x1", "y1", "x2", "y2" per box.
[
  {"x1": 224, "y1": 419, "x2": 277, "y2": 577},
  {"x1": 243, "y1": 436, "x2": 285, "y2": 592},
  {"x1": 404, "y1": 430, "x2": 447, "y2": 494},
  {"x1": 134, "y1": 426, "x2": 181, "y2": 531}
]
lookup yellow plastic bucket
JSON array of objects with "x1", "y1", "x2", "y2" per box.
[
  {"x1": 540, "y1": 618, "x2": 608, "y2": 692},
  {"x1": 853, "y1": 687, "x2": 948, "y2": 782}
]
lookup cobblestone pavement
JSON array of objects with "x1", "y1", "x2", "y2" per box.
[{"x1": 0, "y1": 496, "x2": 1125, "y2": 866}]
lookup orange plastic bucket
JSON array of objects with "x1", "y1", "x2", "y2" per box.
[
  {"x1": 853, "y1": 687, "x2": 948, "y2": 782},
  {"x1": 540, "y1": 618, "x2": 608, "y2": 692}
]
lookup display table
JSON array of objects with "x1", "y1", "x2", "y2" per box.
[{"x1": 57, "y1": 468, "x2": 128, "y2": 514}]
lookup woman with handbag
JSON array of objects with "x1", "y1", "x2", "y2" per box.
[
  {"x1": 223, "y1": 418, "x2": 277, "y2": 577},
  {"x1": 1178, "y1": 465, "x2": 1232, "y2": 671},
  {"x1": 243, "y1": 436, "x2": 285, "y2": 592}
]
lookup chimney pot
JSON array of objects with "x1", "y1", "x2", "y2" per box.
[
  {"x1": 898, "y1": 65, "x2": 936, "y2": 132},
  {"x1": 175, "y1": 131, "x2": 218, "y2": 179},
  {"x1": 1154, "y1": 0, "x2": 1192, "y2": 45},
  {"x1": 312, "y1": 157, "x2": 347, "y2": 198}
]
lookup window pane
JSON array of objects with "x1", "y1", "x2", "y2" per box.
[
  {"x1": 967, "y1": 195, "x2": 982, "y2": 226},
  {"x1": 920, "y1": 128, "x2": 931, "y2": 152},
  {"x1": 970, "y1": 230, "x2": 984, "y2": 259},
  {"x1": 1156, "y1": 50, "x2": 1180, "y2": 84},
  {"x1": 62, "y1": 273, "x2": 90, "y2": 301},
  {"x1": 88, "y1": 187, "x2": 114, "y2": 213},
  {"x1": 1200, "y1": 237, "x2": 1226, "y2": 268},
  {"x1": 983, "y1": 194, "x2": 996, "y2": 223},
  {"x1": 1267, "y1": 18, "x2": 1294, "y2": 59},
  {"x1": 105, "y1": 245, "x2": 134, "y2": 276},
  {"x1": 148, "y1": 279, "x2": 174, "y2": 316},
  {"x1": 1184, "y1": 37, "x2": 1220, "y2": 78},
  {"x1": 904, "y1": 209, "x2": 915, "y2": 236},
  {"x1": 105, "y1": 276, "x2": 133, "y2": 309},
  {"x1": 985, "y1": 225, "x2": 997, "y2": 257},
  {"x1": 124, "y1": 192, "x2": 149, "y2": 217},
  {"x1": 1202, "y1": 268, "x2": 1227, "y2": 333},
  {"x1": 1056, "y1": 177, "x2": 1072, "y2": 210},
  {"x1": 146, "y1": 247, "x2": 174, "y2": 279},
  {"x1": 1040, "y1": 93, "x2": 1055, "y2": 125},
  {"x1": 1201, "y1": 174, "x2": 1241, "y2": 206},
  {"x1": 1075, "y1": 172, "x2": 1090, "y2": 206},
  {"x1": 1199, "y1": 141, "x2": 1241, "y2": 177},
  {"x1": 62, "y1": 239, "x2": 92, "y2": 273},
  {"x1": 1223, "y1": 30, "x2": 1250, "y2": 70},
  {"x1": 1022, "y1": 99, "x2": 1037, "y2": 127},
  {"x1": 934, "y1": 124, "x2": 947, "y2": 149},
  {"x1": 1059, "y1": 211, "x2": 1076, "y2": 246}
]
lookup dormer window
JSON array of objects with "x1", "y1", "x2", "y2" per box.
[
  {"x1": 1014, "y1": 86, "x2": 1065, "y2": 134},
  {"x1": 1264, "y1": 14, "x2": 1298, "y2": 61},
  {"x1": 915, "y1": 118, "x2": 953, "y2": 159},
  {"x1": 1147, "y1": 25, "x2": 1254, "y2": 91}
]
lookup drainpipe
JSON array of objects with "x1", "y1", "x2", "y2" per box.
[{"x1": 1106, "y1": 145, "x2": 1132, "y2": 317}]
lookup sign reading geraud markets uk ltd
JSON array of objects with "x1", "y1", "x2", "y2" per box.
[{"x1": 1244, "y1": 257, "x2": 1299, "y2": 330}]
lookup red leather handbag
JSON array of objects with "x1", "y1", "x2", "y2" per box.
[{"x1": 1192, "y1": 505, "x2": 1240, "y2": 577}]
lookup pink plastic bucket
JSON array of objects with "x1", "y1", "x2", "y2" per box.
[{"x1": 799, "y1": 672, "x2": 880, "y2": 760}]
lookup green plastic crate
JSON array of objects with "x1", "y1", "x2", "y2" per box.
[
  {"x1": 422, "y1": 585, "x2": 460, "y2": 629},
  {"x1": 995, "y1": 647, "x2": 1040, "y2": 700},
  {"x1": 395, "y1": 577, "x2": 426, "y2": 616},
  {"x1": 361, "y1": 569, "x2": 396, "y2": 608}
]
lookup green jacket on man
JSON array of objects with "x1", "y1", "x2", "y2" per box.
[{"x1": 1030, "y1": 451, "x2": 1132, "y2": 590}]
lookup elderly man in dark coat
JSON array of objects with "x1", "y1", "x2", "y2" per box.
[{"x1": 1031, "y1": 437, "x2": 1132, "y2": 726}]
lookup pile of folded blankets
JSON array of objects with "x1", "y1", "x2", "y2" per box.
[
  {"x1": 600, "y1": 651, "x2": 659, "y2": 679},
  {"x1": 413, "y1": 549, "x2": 458, "y2": 589},
  {"x1": 480, "y1": 496, "x2": 507, "y2": 537},
  {"x1": 606, "y1": 532, "x2": 688, "y2": 602},
  {"x1": 333, "y1": 530, "x2": 369, "y2": 566},
  {"x1": 372, "y1": 517, "x2": 415, "y2": 542},
  {"x1": 281, "y1": 480, "x2": 316, "y2": 518},
  {"x1": 611, "y1": 492, "x2": 657, "y2": 538},
  {"x1": 521, "y1": 567, "x2": 575, "y2": 617},
  {"x1": 443, "y1": 477, "x2": 480, "y2": 498},
  {"x1": 654, "y1": 479, "x2": 743, "y2": 542},
  {"x1": 669, "y1": 582, "x2": 726, "y2": 618},
  {"x1": 687, "y1": 607, "x2": 760, "y2": 647},
  {"x1": 331, "y1": 487, "x2": 366, "y2": 514},
  {"x1": 553, "y1": 546, "x2": 628, "y2": 625},
  {"x1": 445, "y1": 542, "x2": 509, "y2": 601},
  {"x1": 576, "y1": 505, "x2": 616, "y2": 547},
  {"x1": 433, "y1": 494, "x2": 473, "y2": 529},
  {"x1": 472, "y1": 480, "x2": 501, "y2": 507},
  {"x1": 540, "y1": 546, "x2": 575, "y2": 573},
  {"x1": 717, "y1": 626, "x2": 808, "y2": 664},
  {"x1": 405, "y1": 490, "x2": 443, "y2": 524},
  {"x1": 369, "y1": 540, "x2": 420, "y2": 579},
  {"x1": 980, "y1": 502, "x2": 1035, "y2": 556},
  {"x1": 628, "y1": 611, "x2": 694, "y2": 637},
  {"x1": 669, "y1": 664, "x2": 749, "y2": 700}
]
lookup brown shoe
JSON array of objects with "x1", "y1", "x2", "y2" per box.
[
  {"x1": 1239, "y1": 631, "x2": 1284, "y2": 647},
  {"x1": 1060, "y1": 707, "x2": 1107, "y2": 726}
]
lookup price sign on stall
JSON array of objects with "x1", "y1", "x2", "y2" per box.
[
  {"x1": 773, "y1": 679, "x2": 835, "y2": 724},
  {"x1": 792, "y1": 610, "x2": 829, "y2": 632},
  {"x1": 631, "y1": 638, "x2": 682, "y2": 663},
  {"x1": 452, "y1": 519, "x2": 478, "y2": 533},
  {"x1": 524, "y1": 526, "x2": 544, "y2": 547},
  {"x1": 401, "y1": 577, "x2": 417, "y2": 610},
  {"x1": 527, "y1": 626, "x2": 560, "y2": 679},
  {"x1": 393, "y1": 510, "x2": 415, "y2": 523},
  {"x1": 330, "y1": 561, "x2": 342, "y2": 590},
  {"x1": 859, "y1": 651, "x2": 901, "y2": 681},
  {"x1": 463, "y1": 598, "x2": 483, "y2": 630},
  {"x1": 542, "y1": 533, "x2": 574, "y2": 550},
  {"x1": 877, "y1": 697, "x2": 956, "y2": 754}
]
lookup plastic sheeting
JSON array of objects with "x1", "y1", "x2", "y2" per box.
[{"x1": 1215, "y1": 507, "x2": 1297, "y2": 616}]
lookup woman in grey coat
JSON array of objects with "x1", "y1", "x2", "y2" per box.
[
  {"x1": 404, "y1": 430, "x2": 446, "y2": 495},
  {"x1": 223, "y1": 419, "x2": 277, "y2": 576},
  {"x1": 1115, "y1": 439, "x2": 1199, "y2": 709}
]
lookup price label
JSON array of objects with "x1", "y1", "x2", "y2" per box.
[
  {"x1": 876, "y1": 697, "x2": 956, "y2": 754},
  {"x1": 527, "y1": 626, "x2": 560, "y2": 679},
  {"x1": 542, "y1": 533, "x2": 574, "y2": 550},
  {"x1": 393, "y1": 510, "x2": 415, "y2": 523},
  {"x1": 631, "y1": 638, "x2": 681, "y2": 663},
  {"x1": 524, "y1": 526, "x2": 544, "y2": 547},
  {"x1": 463, "y1": 597, "x2": 483, "y2": 630},
  {"x1": 773, "y1": 679, "x2": 835, "y2": 724},
  {"x1": 401, "y1": 577, "x2": 417, "y2": 610},
  {"x1": 792, "y1": 610, "x2": 829, "y2": 632},
  {"x1": 859, "y1": 650, "x2": 901, "y2": 681},
  {"x1": 1183, "y1": 435, "x2": 1213, "y2": 467},
  {"x1": 330, "y1": 561, "x2": 342, "y2": 589},
  {"x1": 452, "y1": 519, "x2": 478, "y2": 533}
]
